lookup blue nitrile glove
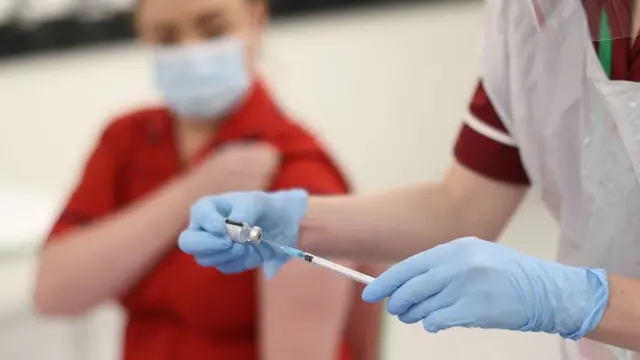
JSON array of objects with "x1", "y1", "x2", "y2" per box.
[
  {"x1": 178, "y1": 189, "x2": 308, "y2": 278},
  {"x1": 362, "y1": 237, "x2": 609, "y2": 340}
]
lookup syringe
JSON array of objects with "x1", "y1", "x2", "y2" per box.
[
  {"x1": 224, "y1": 219, "x2": 375, "y2": 285},
  {"x1": 277, "y1": 246, "x2": 375, "y2": 285}
]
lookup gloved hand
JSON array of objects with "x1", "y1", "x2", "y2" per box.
[
  {"x1": 362, "y1": 237, "x2": 609, "y2": 340},
  {"x1": 178, "y1": 189, "x2": 308, "y2": 278}
]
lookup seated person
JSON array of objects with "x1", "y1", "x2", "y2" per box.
[{"x1": 33, "y1": 0, "x2": 383, "y2": 359}]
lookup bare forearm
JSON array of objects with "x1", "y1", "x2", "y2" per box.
[
  {"x1": 345, "y1": 263, "x2": 386, "y2": 360},
  {"x1": 587, "y1": 275, "x2": 640, "y2": 351},
  {"x1": 260, "y1": 260, "x2": 353, "y2": 360},
  {"x1": 35, "y1": 174, "x2": 207, "y2": 314},
  {"x1": 35, "y1": 165, "x2": 264, "y2": 315},
  {"x1": 299, "y1": 163, "x2": 527, "y2": 262},
  {"x1": 300, "y1": 183, "x2": 457, "y2": 261}
]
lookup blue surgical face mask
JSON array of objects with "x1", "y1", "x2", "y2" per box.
[{"x1": 153, "y1": 36, "x2": 252, "y2": 121}]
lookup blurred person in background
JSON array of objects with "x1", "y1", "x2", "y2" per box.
[
  {"x1": 32, "y1": 0, "x2": 383, "y2": 359},
  {"x1": 179, "y1": 0, "x2": 640, "y2": 359}
]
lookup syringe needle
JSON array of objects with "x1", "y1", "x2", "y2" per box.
[{"x1": 265, "y1": 241, "x2": 375, "y2": 285}]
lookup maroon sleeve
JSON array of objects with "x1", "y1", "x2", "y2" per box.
[{"x1": 453, "y1": 82, "x2": 530, "y2": 185}]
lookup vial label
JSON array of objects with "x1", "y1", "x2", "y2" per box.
[{"x1": 225, "y1": 223, "x2": 247, "y2": 243}]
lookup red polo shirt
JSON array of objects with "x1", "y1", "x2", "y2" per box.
[
  {"x1": 46, "y1": 82, "x2": 353, "y2": 360},
  {"x1": 454, "y1": 1, "x2": 639, "y2": 184}
]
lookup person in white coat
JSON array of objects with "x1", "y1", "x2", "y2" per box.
[{"x1": 178, "y1": 0, "x2": 640, "y2": 359}]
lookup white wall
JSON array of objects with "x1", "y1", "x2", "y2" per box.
[{"x1": 0, "y1": 2, "x2": 562, "y2": 360}]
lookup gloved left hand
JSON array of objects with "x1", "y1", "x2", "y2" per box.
[
  {"x1": 362, "y1": 237, "x2": 609, "y2": 340},
  {"x1": 178, "y1": 189, "x2": 308, "y2": 278}
]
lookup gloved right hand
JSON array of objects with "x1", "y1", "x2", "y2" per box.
[
  {"x1": 178, "y1": 190, "x2": 309, "y2": 278},
  {"x1": 362, "y1": 237, "x2": 609, "y2": 339}
]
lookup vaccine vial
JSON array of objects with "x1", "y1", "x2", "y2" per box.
[{"x1": 224, "y1": 219, "x2": 263, "y2": 244}]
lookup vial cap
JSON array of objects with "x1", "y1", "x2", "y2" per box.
[{"x1": 249, "y1": 227, "x2": 262, "y2": 243}]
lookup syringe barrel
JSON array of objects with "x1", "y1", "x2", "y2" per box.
[
  {"x1": 309, "y1": 256, "x2": 375, "y2": 285},
  {"x1": 224, "y1": 219, "x2": 263, "y2": 243}
]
